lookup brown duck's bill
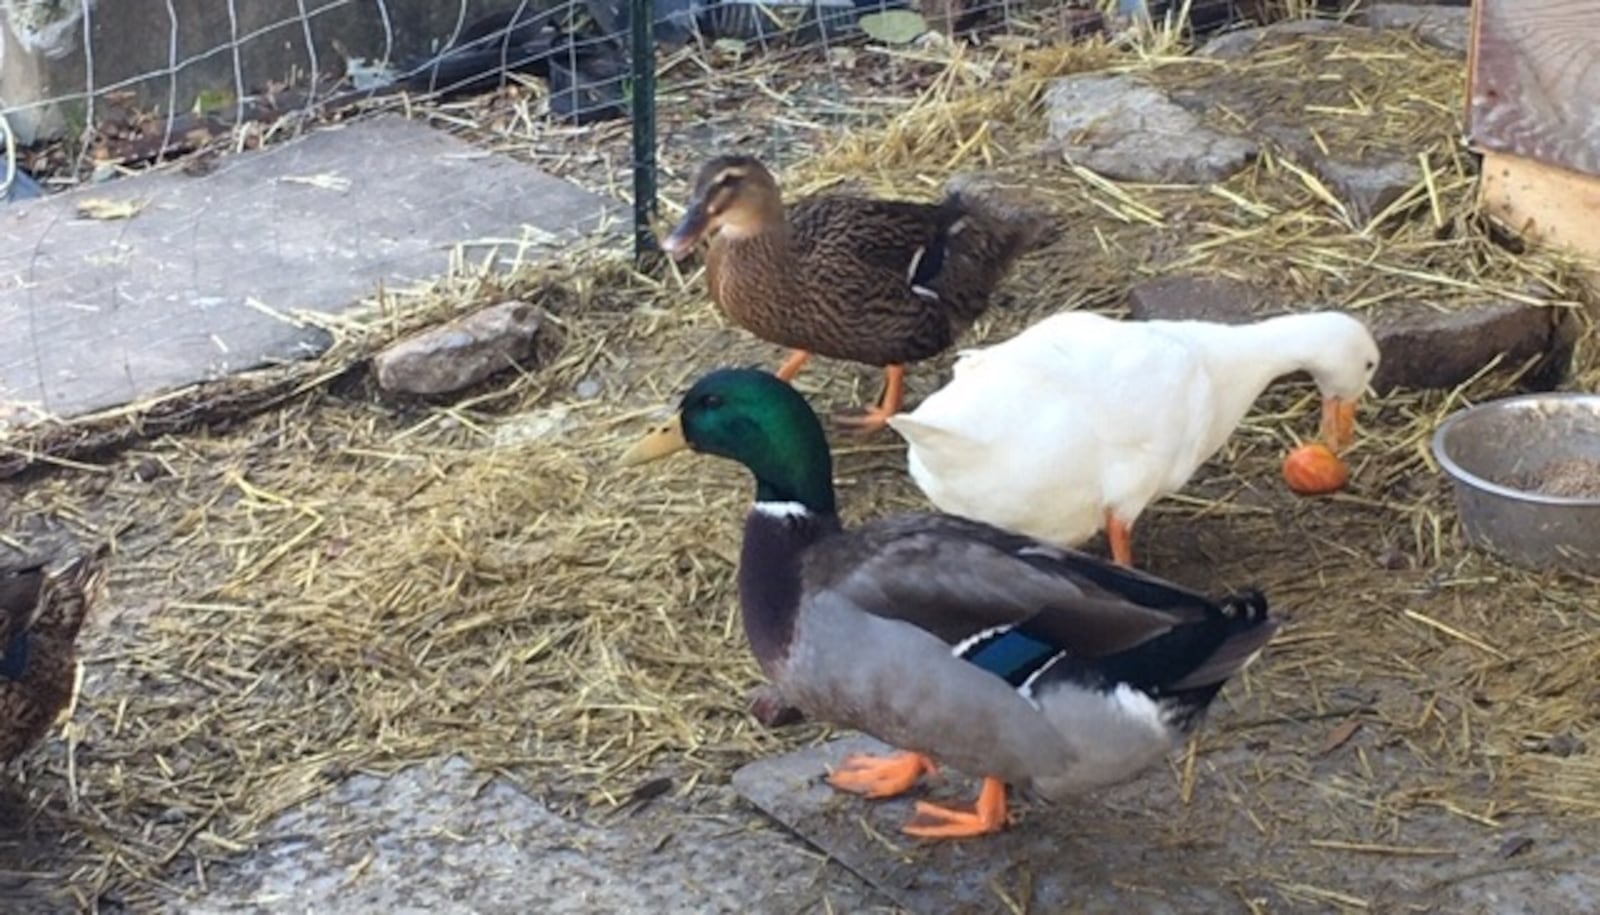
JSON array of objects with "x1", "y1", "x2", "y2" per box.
[
  {"x1": 660, "y1": 202, "x2": 710, "y2": 261},
  {"x1": 620, "y1": 414, "x2": 689, "y2": 467}
]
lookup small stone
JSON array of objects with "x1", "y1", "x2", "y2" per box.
[
  {"x1": 1364, "y1": 4, "x2": 1471, "y2": 55},
  {"x1": 575, "y1": 378, "x2": 602, "y2": 399},
  {"x1": 1044, "y1": 74, "x2": 1258, "y2": 185},
  {"x1": 1497, "y1": 835, "x2": 1535, "y2": 860},
  {"x1": 1529, "y1": 733, "x2": 1587, "y2": 758},
  {"x1": 132, "y1": 456, "x2": 167, "y2": 482},
  {"x1": 374, "y1": 301, "x2": 546, "y2": 397},
  {"x1": 1376, "y1": 547, "x2": 1409, "y2": 571}
]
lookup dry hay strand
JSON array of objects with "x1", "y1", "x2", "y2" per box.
[{"x1": 6, "y1": 22, "x2": 1600, "y2": 910}]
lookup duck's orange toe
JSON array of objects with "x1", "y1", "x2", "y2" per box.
[
  {"x1": 902, "y1": 776, "x2": 1010, "y2": 839},
  {"x1": 826, "y1": 751, "x2": 937, "y2": 799}
]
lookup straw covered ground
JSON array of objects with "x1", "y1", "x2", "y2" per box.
[{"x1": 4, "y1": 18, "x2": 1600, "y2": 912}]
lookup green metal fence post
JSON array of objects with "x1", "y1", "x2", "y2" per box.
[{"x1": 630, "y1": 0, "x2": 658, "y2": 264}]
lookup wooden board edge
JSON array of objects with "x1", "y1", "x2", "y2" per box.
[{"x1": 1464, "y1": 0, "x2": 1484, "y2": 133}]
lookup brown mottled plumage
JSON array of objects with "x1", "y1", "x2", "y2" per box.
[
  {"x1": 1, "y1": 544, "x2": 109, "y2": 764},
  {"x1": 661, "y1": 155, "x2": 1059, "y2": 430}
]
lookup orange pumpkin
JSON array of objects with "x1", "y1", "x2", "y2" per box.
[{"x1": 1283, "y1": 443, "x2": 1349, "y2": 496}]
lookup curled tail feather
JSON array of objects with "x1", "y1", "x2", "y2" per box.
[{"x1": 1167, "y1": 587, "x2": 1280, "y2": 693}]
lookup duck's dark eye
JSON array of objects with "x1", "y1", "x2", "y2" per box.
[{"x1": 1365, "y1": 360, "x2": 1375, "y2": 371}]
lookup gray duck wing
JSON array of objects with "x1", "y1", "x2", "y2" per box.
[{"x1": 808, "y1": 513, "x2": 1277, "y2": 701}]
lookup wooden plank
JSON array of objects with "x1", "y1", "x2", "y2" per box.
[
  {"x1": 1468, "y1": 0, "x2": 1600, "y2": 177},
  {"x1": 1480, "y1": 149, "x2": 1600, "y2": 270},
  {"x1": 1463, "y1": 0, "x2": 1483, "y2": 124}
]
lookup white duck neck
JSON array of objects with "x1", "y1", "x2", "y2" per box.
[{"x1": 1172, "y1": 313, "x2": 1338, "y2": 433}]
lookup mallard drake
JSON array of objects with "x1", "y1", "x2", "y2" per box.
[
  {"x1": 659, "y1": 155, "x2": 1058, "y2": 431},
  {"x1": 889, "y1": 310, "x2": 1381, "y2": 567},
  {"x1": 1, "y1": 544, "x2": 109, "y2": 764},
  {"x1": 622, "y1": 368, "x2": 1280, "y2": 838}
]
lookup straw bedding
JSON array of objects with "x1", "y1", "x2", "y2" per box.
[{"x1": 3, "y1": 19, "x2": 1598, "y2": 910}]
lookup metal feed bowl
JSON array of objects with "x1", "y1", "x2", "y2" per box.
[{"x1": 1432, "y1": 392, "x2": 1600, "y2": 573}]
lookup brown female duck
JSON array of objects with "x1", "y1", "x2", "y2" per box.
[
  {"x1": 1, "y1": 544, "x2": 109, "y2": 764},
  {"x1": 660, "y1": 155, "x2": 1058, "y2": 430}
]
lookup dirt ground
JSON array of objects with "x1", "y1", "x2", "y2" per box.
[{"x1": 5, "y1": 302, "x2": 1598, "y2": 915}]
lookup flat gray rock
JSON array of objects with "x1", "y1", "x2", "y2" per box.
[
  {"x1": 1262, "y1": 126, "x2": 1423, "y2": 225},
  {"x1": 1370, "y1": 299, "x2": 1564, "y2": 393},
  {"x1": 734, "y1": 733, "x2": 1232, "y2": 915},
  {"x1": 165, "y1": 755, "x2": 882, "y2": 914},
  {"x1": 374, "y1": 299, "x2": 549, "y2": 397},
  {"x1": 1364, "y1": 4, "x2": 1471, "y2": 55},
  {"x1": 1045, "y1": 74, "x2": 1257, "y2": 184},
  {"x1": 1198, "y1": 19, "x2": 1359, "y2": 59},
  {"x1": 1314, "y1": 154, "x2": 1423, "y2": 225},
  {"x1": 0, "y1": 116, "x2": 621, "y2": 428}
]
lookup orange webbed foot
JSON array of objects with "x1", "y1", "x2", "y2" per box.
[
  {"x1": 834, "y1": 403, "x2": 898, "y2": 434},
  {"x1": 903, "y1": 776, "x2": 1011, "y2": 839},
  {"x1": 827, "y1": 751, "x2": 937, "y2": 799}
]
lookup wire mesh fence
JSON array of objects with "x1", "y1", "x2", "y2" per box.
[{"x1": 0, "y1": 0, "x2": 1276, "y2": 216}]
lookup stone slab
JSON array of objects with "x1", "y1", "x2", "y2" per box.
[
  {"x1": 0, "y1": 116, "x2": 621, "y2": 427},
  {"x1": 733, "y1": 733, "x2": 1234, "y2": 915},
  {"x1": 42, "y1": 754, "x2": 881, "y2": 915},
  {"x1": 1198, "y1": 18, "x2": 1359, "y2": 60},
  {"x1": 1126, "y1": 274, "x2": 1562, "y2": 394},
  {"x1": 733, "y1": 733, "x2": 1600, "y2": 915},
  {"x1": 1045, "y1": 73, "x2": 1258, "y2": 185}
]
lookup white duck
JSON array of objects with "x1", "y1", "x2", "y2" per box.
[{"x1": 886, "y1": 310, "x2": 1381, "y2": 568}]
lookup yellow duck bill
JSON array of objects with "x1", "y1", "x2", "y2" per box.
[{"x1": 620, "y1": 414, "x2": 689, "y2": 467}]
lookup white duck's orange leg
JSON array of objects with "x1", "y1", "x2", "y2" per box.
[
  {"x1": 903, "y1": 776, "x2": 1011, "y2": 839},
  {"x1": 836, "y1": 364, "x2": 906, "y2": 432},
  {"x1": 827, "y1": 750, "x2": 937, "y2": 799},
  {"x1": 775, "y1": 349, "x2": 812, "y2": 382},
  {"x1": 1106, "y1": 511, "x2": 1135, "y2": 567}
]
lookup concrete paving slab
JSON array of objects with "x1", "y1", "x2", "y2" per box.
[
  {"x1": 733, "y1": 734, "x2": 1599, "y2": 915},
  {"x1": 0, "y1": 116, "x2": 622, "y2": 427},
  {"x1": 161, "y1": 755, "x2": 886, "y2": 915}
]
